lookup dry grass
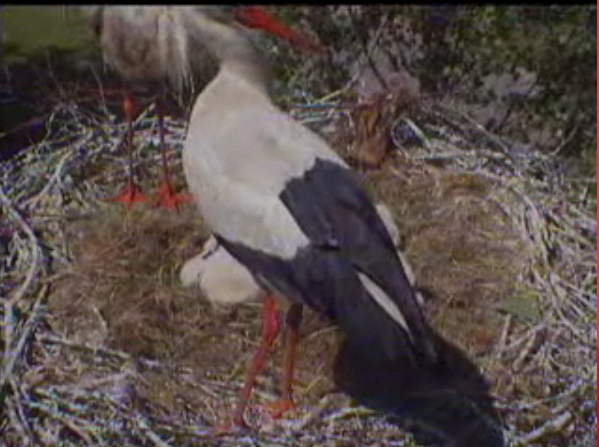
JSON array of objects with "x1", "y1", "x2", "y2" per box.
[
  {"x1": 47, "y1": 205, "x2": 340, "y2": 424},
  {"x1": 364, "y1": 168, "x2": 522, "y2": 355},
  {"x1": 0, "y1": 88, "x2": 596, "y2": 447}
]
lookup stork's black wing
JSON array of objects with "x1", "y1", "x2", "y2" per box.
[{"x1": 217, "y1": 158, "x2": 436, "y2": 366}]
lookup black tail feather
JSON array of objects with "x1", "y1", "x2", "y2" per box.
[
  {"x1": 328, "y1": 265, "x2": 438, "y2": 368},
  {"x1": 334, "y1": 330, "x2": 506, "y2": 447}
]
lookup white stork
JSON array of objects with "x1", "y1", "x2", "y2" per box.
[
  {"x1": 93, "y1": 6, "x2": 438, "y2": 430},
  {"x1": 180, "y1": 6, "x2": 438, "y2": 428},
  {"x1": 89, "y1": 6, "x2": 194, "y2": 211}
]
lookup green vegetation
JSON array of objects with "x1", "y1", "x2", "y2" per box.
[
  {"x1": 1, "y1": 6, "x2": 596, "y2": 174},
  {"x1": 271, "y1": 6, "x2": 596, "y2": 172},
  {"x1": 1, "y1": 6, "x2": 94, "y2": 63},
  {"x1": 0, "y1": 7, "x2": 107, "y2": 159},
  {"x1": 418, "y1": 6, "x2": 596, "y2": 160}
]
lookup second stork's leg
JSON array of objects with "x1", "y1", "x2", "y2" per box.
[
  {"x1": 107, "y1": 92, "x2": 148, "y2": 209},
  {"x1": 267, "y1": 303, "x2": 303, "y2": 418},
  {"x1": 220, "y1": 295, "x2": 282, "y2": 431},
  {"x1": 154, "y1": 94, "x2": 191, "y2": 211}
]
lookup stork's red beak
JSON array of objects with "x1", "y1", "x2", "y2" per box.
[{"x1": 234, "y1": 6, "x2": 320, "y2": 52}]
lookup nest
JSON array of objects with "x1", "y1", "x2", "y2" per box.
[{"x1": 0, "y1": 86, "x2": 596, "y2": 447}]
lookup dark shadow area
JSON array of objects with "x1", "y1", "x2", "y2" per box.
[
  {"x1": 1, "y1": 46, "x2": 114, "y2": 161},
  {"x1": 334, "y1": 330, "x2": 505, "y2": 447},
  {"x1": 0, "y1": 44, "x2": 204, "y2": 163}
]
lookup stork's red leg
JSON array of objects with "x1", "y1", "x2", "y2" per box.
[
  {"x1": 266, "y1": 303, "x2": 303, "y2": 419},
  {"x1": 154, "y1": 95, "x2": 192, "y2": 212},
  {"x1": 106, "y1": 92, "x2": 148, "y2": 209},
  {"x1": 217, "y1": 296, "x2": 281, "y2": 432}
]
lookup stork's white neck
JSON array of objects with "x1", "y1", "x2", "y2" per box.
[{"x1": 185, "y1": 10, "x2": 273, "y2": 97}]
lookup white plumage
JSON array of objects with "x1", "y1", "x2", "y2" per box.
[
  {"x1": 180, "y1": 236, "x2": 260, "y2": 305},
  {"x1": 183, "y1": 74, "x2": 342, "y2": 258}
]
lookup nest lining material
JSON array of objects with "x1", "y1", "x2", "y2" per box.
[{"x1": 0, "y1": 89, "x2": 596, "y2": 446}]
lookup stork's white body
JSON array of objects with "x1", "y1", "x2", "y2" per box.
[{"x1": 184, "y1": 71, "x2": 340, "y2": 259}]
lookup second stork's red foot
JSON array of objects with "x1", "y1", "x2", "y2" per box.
[
  {"x1": 106, "y1": 92, "x2": 148, "y2": 210},
  {"x1": 155, "y1": 179, "x2": 192, "y2": 212},
  {"x1": 153, "y1": 96, "x2": 192, "y2": 212},
  {"x1": 106, "y1": 182, "x2": 148, "y2": 210}
]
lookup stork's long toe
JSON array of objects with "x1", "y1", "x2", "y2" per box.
[
  {"x1": 154, "y1": 179, "x2": 192, "y2": 212},
  {"x1": 105, "y1": 182, "x2": 148, "y2": 210}
]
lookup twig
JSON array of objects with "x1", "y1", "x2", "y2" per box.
[
  {"x1": 136, "y1": 416, "x2": 173, "y2": 447},
  {"x1": 291, "y1": 394, "x2": 334, "y2": 431},
  {"x1": 495, "y1": 314, "x2": 512, "y2": 353},
  {"x1": 5, "y1": 397, "x2": 34, "y2": 447},
  {"x1": 22, "y1": 399, "x2": 99, "y2": 446},
  {"x1": 514, "y1": 411, "x2": 573, "y2": 445},
  {"x1": 0, "y1": 285, "x2": 48, "y2": 396},
  {"x1": 325, "y1": 405, "x2": 376, "y2": 422},
  {"x1": 37, "y1": 334, "x2": 131, "y2": 362},
  {"x1": 348, "y1": 8, "x2": 390, "y2": 91},
  {"x1": 511, "y1": 328, "x2": 539, "y2": 371},
  {"x1": 549, "y1": 122, "x2": 580, "y2": 156},
  {"x1": 0, "y1": 186, "x2": 43, "y2": 306}
]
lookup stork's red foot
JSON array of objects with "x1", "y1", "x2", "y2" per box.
[
  {"x1": 265, "y1": 398, "x2": 296, "y2": 419},
  {"x1": 105, "y1": 183, "x2": 148, "y2": 209},
  {"x1": 155, "y1": 180, "x2": 192, "y2": 212}
]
